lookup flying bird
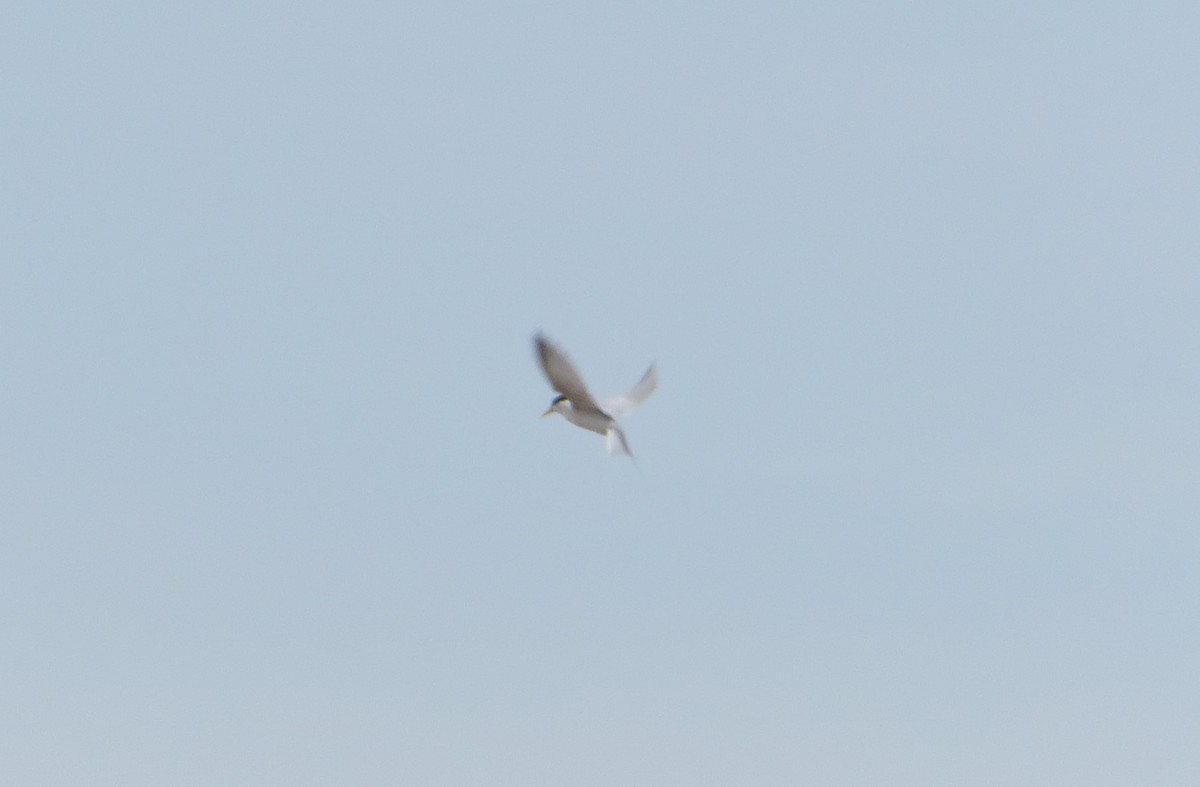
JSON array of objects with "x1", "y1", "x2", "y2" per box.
[{"x1": 534, "y1": 332, "x2": 658, "y2": 457}]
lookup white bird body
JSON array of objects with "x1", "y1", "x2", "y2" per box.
[
  {"x1": 545, "y1": 398, "x2": 613, "y2": 435},
  {"x1": 534, "y1": 333, "x2": 657, "y2": 457}
]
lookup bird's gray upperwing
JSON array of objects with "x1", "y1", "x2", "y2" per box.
[
  {"x1": 602, "y1": 363, "x2": 658, "y2": 418},
  {"x1": 534, "y1": 333, "x2": 600, "y2": 410}
]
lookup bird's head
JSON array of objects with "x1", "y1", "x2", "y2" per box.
[{"x1": 541, "y1": 394, "x2": 570, "y2": 418}]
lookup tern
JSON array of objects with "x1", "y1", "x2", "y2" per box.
[{"x1": 534, "y1": 332, "x2": 658, "y2": 457}]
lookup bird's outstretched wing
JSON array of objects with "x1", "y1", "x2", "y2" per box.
[
  {"x1": 534, "y1": 333, "x2": 600, "y2": 410},
  {"x1": 602, "y1": 363, "x2": 658, "y2": 418}
]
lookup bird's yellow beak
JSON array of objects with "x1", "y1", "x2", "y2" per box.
[{"x1": 541, "y1": 408, "x2": 554, "y2": 418}]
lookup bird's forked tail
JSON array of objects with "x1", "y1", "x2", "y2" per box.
[{"x1": 605, "y1": 425, "x2": 634, "y2": 459}]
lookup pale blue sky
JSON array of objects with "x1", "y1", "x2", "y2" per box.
[{"x1": 3, "y1": 3, "x2": 1198, "y2": 785}]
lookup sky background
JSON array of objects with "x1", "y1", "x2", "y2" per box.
[{"x1": 2, "y1": 3, "x2": 1198, "y2": 785}]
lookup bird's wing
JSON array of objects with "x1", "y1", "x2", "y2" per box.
[
  {"x1": 534, "y1": 333, "x2": 600, "y2": 410},
  {"x1": 602, "y1": 363, "x2": 658, "y2": 418}
]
